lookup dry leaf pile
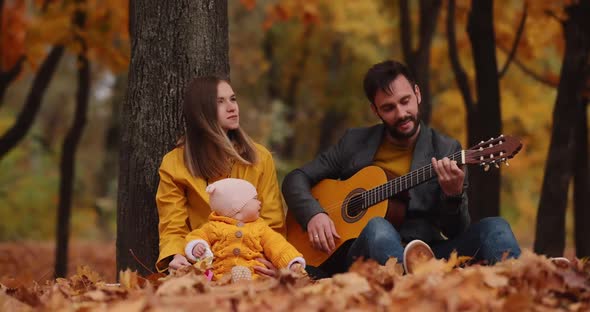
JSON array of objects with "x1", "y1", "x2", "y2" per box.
[{"x1": 1, "y1": 250, "x2": 589, "y2": 311}]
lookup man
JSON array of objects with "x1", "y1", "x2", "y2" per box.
[{"x1": 282, "y1": 60, "x2": 521, "y2": 277}]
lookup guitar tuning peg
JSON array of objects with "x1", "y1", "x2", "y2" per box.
[
  {"x1": 494, "y1": 163, "x2": 500, "y2": 169},
  {"x1": 484, "y1": 164, "x2": 490, "y2": 172},
  {"x1": 505, "y1": 160, "x2": 510, "y2": 167}
]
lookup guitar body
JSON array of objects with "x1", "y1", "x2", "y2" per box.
[{"x1": 285, "y1": 166, "x2": 406, "y2": 267}]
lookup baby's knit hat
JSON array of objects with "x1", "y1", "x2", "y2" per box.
[{"x1": 206, "y1": 178, "x2": 257, "y2": 217}]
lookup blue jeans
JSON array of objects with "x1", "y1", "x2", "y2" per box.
[
  {"x1": 310, "y1": 216, "x2": 520, "y2": 278},
  {"x1": 431, "y1": 216, "x2": 521, "y2": 264}
]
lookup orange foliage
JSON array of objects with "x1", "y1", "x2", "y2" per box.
[
  {"x1": 263, "y1": 0, "x2": 320, "y2": 30},
  {"x1": 1, "y1": 250, "x2": 589, "y2": 310},
  {"x1": 239, "y1": 0, "x2": 257, "y2": 11},
  {"x1": 0, "y1": 241, "x2": 116, "y2": 284},
  {"x1": 1, "y1": 0, "x2": 28, "y2": 71},
  {"x1": 7, "y1": 0, "x2": 128, "y2": 73}
]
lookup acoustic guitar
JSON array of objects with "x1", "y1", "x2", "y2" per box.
[{"x1": 285, "y1": 135, "x2": 523, "y2": 266}]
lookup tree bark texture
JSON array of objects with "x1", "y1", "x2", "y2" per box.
[
  {"x1": 118, "y1": 0, "x2": 229, "y2": 275},
  {"x1": 534, "y1": 2, "x2": 590, "y2": 256}
]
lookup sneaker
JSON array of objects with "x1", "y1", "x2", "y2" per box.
[
  {"x1": 550, "y1": 257, "x2": 570, "y2": 268},
  {"x1": 403, "y1": 239, "x2": 435, "y2": 274}
]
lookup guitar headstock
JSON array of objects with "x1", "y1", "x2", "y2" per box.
[{"x1": 464, "y1": 135, "x2": 522, "y2": 170}]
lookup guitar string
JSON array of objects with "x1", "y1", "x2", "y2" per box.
[{"x1": 315, "y1": 151, "x2": 463, "y2": 215}]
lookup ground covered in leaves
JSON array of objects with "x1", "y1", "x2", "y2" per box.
[
  {"x1": 0, "y1": 241, "x2": 116, "y2": 284},
  {"x1": 1, "y1": 249, "x2": 590, "y2": 311}
]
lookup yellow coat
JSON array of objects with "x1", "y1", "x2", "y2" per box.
[
  {"x1": 185, "y1": 213, "x2": 303, "y2": 281},
  {"x1": 156, "y1": 143, "x2": 285, "y2": 272}
]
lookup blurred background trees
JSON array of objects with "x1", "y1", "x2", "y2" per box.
[{"x1": 0, "y1": 0, "x2": 588, "y2": 276}]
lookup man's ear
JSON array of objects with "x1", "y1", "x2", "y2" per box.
[{"x1": 414, "y1": 84, "x2": 422, "y2": 105}]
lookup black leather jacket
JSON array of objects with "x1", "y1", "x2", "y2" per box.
[{"x1": 282, "y1": 123, "x2": 470, "y2": 243}]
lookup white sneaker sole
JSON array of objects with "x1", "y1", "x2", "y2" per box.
[{"x1": 403, "y1": 239, "x2": 435, "y2": 274}]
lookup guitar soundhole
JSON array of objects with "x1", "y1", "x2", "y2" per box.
[{"x1": 342, "y1": 188, "x2": 367, "y2": 223}]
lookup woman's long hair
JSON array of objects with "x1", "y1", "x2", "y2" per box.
[{"x1": 180, "y1": 76, "x2": 258, "y2": 180}]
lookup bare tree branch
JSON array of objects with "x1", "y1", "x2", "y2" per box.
[
  {"x1": 545, "y1": 9, "x2": 565, "y2": 24},
  {"x1": 446, "y1": 0, "x2": 475, "y2": 111},
  {"x1": 0, "y1": 56, "x2": 25, "y2": 104},
  {"x1": 498, "y1": 2, "x2": 527, "y2": 78},
  {"x1": 497, "y1": 44, "x2": 558, "y2": 88},
  {"x1": 0, "y1": 46, "x2": 65, "y2": 159}
]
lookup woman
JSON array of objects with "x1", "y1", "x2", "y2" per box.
[{"x1": 156, "y1": 76, "x2": 285, "y2": 274}]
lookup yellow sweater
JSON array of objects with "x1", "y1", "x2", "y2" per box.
[
  {"x1": 156, "y1": 143, "x2": 285, "y2": 272},
  {"x1": 372, "y1": 138, "x2": 413, "y2": 177},
  {"x1": 185, "y1": 213, "x2": 304, "y2": 281}
]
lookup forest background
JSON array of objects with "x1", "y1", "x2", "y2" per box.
[{"x1": 0, "y1": 0, "x2": 588, "y2": 281}]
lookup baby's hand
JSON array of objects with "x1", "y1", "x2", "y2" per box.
[
  {"x1": 290, "y1": 262, "x2": 304, "y2": 273},
  {"x1": 192, "y1": 243, "x2": 206, "y2": 258}
]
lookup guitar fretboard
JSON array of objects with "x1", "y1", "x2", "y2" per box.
[{"x1": 361, "y1": 151, "x2": 464, "y2": 208}]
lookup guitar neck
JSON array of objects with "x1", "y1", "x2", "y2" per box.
[{"x1": 363, "y1": 150, "x2": 465, "y2": 207}]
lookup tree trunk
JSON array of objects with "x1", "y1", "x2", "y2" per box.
[
  {"x1": 317, "y1": 40, "x2": 347, "y2": 153},
  {"x1": 399, "y1": 0, "x2": 442, "y2": 124},
  {"x1": 273, "y1": 24, "x2": 313, "y2": 160},
  {"x1": 534, "y1": 2, "x2": 590, "y2": 256},
  {"x1": 94, "y1": 75, "x2": 125, "y2": 241},
  {"x1": 54, "y1": 4, "x2": 89, "y2": 279},
  {"x1": 574, "y1": 99, "x2": 589, "y2": 258},
  {"x1": 118, "y1": 0, "x2": 229, "y2": 276},
  {"x1": 263, "y1": 29, "x2": 281, "y2": 102},
  {"x1": 465, "y1": 0, "x2": 502, "y2": 222},
  {"x1": 55, "y1": 51, "x2": 90, "y2": 281}
]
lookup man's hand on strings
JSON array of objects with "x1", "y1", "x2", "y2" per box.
[
  {"x1": 431, "y1": 157, "x2": 464, "y2": 197},
  {"x1": 307, "y1": 213, "x2": 341, "y2": 253}
]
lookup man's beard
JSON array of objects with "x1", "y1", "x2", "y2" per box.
[{"x1": 386, "y1": 115, "x2": 420, "y2": 140}]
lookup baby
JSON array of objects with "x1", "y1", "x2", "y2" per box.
[{"x1": 185, "y1": 178, "x2": 305, "y2": 281}]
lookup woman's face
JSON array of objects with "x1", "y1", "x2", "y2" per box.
[{"x1": 216, "y1": 81, "x2": 240, "y2": 131}]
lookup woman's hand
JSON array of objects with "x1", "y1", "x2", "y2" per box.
[
  {"x1": 253, "y1": 257, "x2": 278, "y2": 277},
  {"x1": 168, "y1": 254, "x2": 191, "y2": 270}
]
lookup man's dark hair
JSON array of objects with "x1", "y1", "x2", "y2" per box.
[{"x1": 363, "y1": 60, "x2": 416, "y2": 105}]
